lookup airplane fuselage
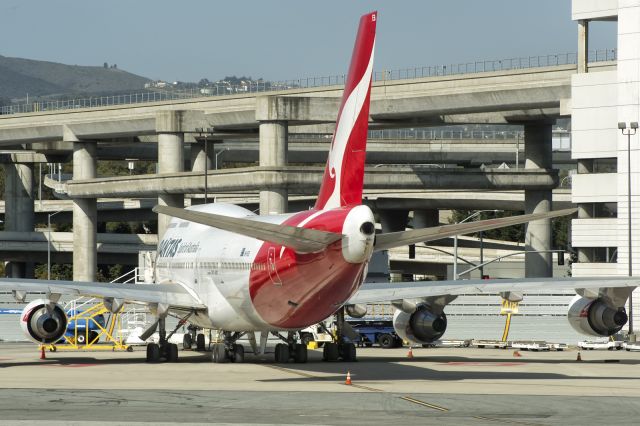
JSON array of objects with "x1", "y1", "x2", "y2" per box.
[{"x1": 155, "y1": 203, "x2": 375, "y2": 331}]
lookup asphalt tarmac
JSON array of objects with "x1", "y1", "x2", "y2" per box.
[{"x1": 1, "y1": 343, "x2": 640, "y2": 425}]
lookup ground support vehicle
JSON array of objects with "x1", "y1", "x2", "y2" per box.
[
  {"x1": 345, "y1": 320, "x2": 403, "y2": 349},
  {"x1": 43, "y1": 303, "x2": 130, "y2": 352},
  {"x1": 549, "y1": 343, "x2": 568, "y2": 351},
  {"x1": 299, "y1": 321, "x2": 334, "y2": 348},
  {"x1": 578, "y1": 340, "x2": 623, "y2": 350},
  {"x1": 624, "y1": 341, "x2": 640, "y2": 351},
  {"x1": 474, "y1": 340, "x2": 508, "y2": 349},
  {"x1": 511, "y1": 341, "x2": 551, "y2": 351}
]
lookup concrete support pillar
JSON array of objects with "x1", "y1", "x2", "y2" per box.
[
  {"x1": 379, "y1": 210, "x2": 409, "y2": 233},
  {"x1": 412, "y1": 209, "x2": 439, "y2": 229},
  {"x1": 190, "y1": 140, "x2": 214, "y2": 172},
  {"x1": 72, "y1": 141, "x2": 97, "y2": 282},
  {"x1": 524, "y1": 122, "x2": 553, "y2": 277},
  {"x1": 578, "y1": 20, "x2": 589, "y2": 74},
  {"x1": 157, "y1": 111, "x2": 185, "y2": 240},
  {"x1": 3, "y1": 162, "x2": 35, "y2": 277},
  {"x1": 259, "y1": 121, "x2": 288, "y2": 215}
]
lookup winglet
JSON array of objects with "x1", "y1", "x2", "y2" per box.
[{"x1": 315, "y1": 11, "x2": 377, "y2": 210}]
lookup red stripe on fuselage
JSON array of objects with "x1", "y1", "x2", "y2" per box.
[{"x1": 248, "y1": 207, "x2": 365, "y2": 329}]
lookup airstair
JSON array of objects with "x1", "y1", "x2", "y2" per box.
[{"x1": 41, "y1": 268, "x2": 148, "y2": 352}]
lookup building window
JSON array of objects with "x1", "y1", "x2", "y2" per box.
[
  {"x1": 592, "y1": 247, "x2": 618, "y2": 263},
  {"x1": 593, "y1": 158, "x2": 617, "y2": 173},
  {"x1": 593, "y1": 202, "x2": 617, "y2": 218}
]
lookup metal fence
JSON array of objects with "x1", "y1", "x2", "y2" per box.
[
  {"x1": 0, "y1": 49, "x2": 616, "y2": 116},
  {"x1": 292, "y1": 129, "x2": 573, "y2": 141}
]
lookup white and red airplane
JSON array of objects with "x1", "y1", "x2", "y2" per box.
[{"x1": 1, "y1": 11, "x2": 638, "y2": 363}]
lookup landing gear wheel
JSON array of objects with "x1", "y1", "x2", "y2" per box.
[
  {"x1": 167, "y1": 343, "x2": 179, "y2": 362},
  {"x1": 340, "y1": 342, "x2": 357, "y2": 362},
  {"x1": 232, "y1": 344, "x2": 245, "y2": 363},
  {"x1": 378, "y1": 334, "x2": 394, "y2": 349},
  {"x1": 76, "y1": 334, "x2": 86, "y2": 345},
  {"x1": 212, "y1": 343, "x2": 228, "y2": 363},
  {"x1": 146, "y1": 343, "x2": 161, "y2": 363},
  {"x1": 293, "y1": 343, "x2": 308, "y2": 363},
  {"x1": 183, "y1": 333, "x2": 193, "y2": 350},
  {"x1": 196, "y1": 334, "x2": 206, "y2": 351},
  {"x1": 322, "y1": 342, "x2": 339, "y2": 361},
  {"x1": 275, "y1": 343, "x2": 290, "y2": 363},
  {"x1": 301, "y1": 334, "x2": 313, "y2": 347}
]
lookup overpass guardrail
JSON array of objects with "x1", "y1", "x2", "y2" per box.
[{"x1": 0, "y1": 49, "x2": 616, "y2": 116}]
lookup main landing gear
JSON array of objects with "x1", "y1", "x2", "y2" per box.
[
  {"x1": 145, "y1": 312, "x2": 192, "y2": 363},
  {"x1": 211, "y1": 332, "x2": 246, "y2": 363},
  {"x1": 272, "y1": 331, "x2": 308, "y2": 364},
  {"x1": 145, "y1": 317, "x2": 179, "y2": 363},
  {"x1": 322, "y1": 308, "x2": 356, "y2": 362}
]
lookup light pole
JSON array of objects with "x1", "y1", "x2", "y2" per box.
[
  {"x1": 453, "y1": 209, "x2": 501, "y2": 280},
  {"x1": 619, "y1": 121, "x2": 638, "y2": 338},
  {"x1": 47, "y1": 210, "x2": 64, "y2": 280}
]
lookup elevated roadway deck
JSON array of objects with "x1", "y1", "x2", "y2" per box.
[{"x1": 0, "y1": 62, "x2": 614, "y2": 145}]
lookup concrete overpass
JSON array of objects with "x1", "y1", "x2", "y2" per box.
[
  {"x1": 0, "y1": 63, "x2": 599, "y2": 145},
  {"x1": 1, "y1": 61, "x2": 599, "y2": 281},
  {"x1": 0, "y1": 189, "x2": 573, "y2": 223},
  {"x1": 0, "y1": 231, "x2": 156, "y2": 265}
]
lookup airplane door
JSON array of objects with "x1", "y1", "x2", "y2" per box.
[{"x1": 267, "y1": 246, "x2": 282, "y2": 287}]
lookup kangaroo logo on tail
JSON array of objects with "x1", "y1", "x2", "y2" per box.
[{"x1": 315, "y1": 12, "x2": 377, "y2": 210}]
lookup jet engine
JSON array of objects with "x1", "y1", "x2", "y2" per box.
[
  {"x1": 20, "y1": 299, "x2": 68, "y2": 344},
  {"x1": 567, "y1": 295, "x2": 628, "y2": 337},
  {"x1": 393, "y1": 304, "x2": 447, "y2": 344},
  {"x1": 345, "y1": 304, "x2": 367, "y2": 318}
]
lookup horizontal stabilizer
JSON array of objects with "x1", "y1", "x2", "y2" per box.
[
  {"x1": 374, "y1": 208, "x2": 577, "y2": 252},
  {"x1": 154, "y1": 205, "x2": 343, "y2": 253}
]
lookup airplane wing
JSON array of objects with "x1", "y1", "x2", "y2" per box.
[
  {"x1": 154, "y1": 205, "x2": 343, "y2": 253},
  {"x1": 373, "y1": 208, "x2": 577, "y2": 252},
  {"x1": 349, "y1": 276, "x2": 640, "y2": 305},
  {"x1": 0, "y1": 278, "x2": 206, "y2": 310}
]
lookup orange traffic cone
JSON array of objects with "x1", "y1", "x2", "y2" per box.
[
  {"x1": 576, "y1": 351, "x2": 582, "y2": 362},
  {"x1": 345, "y1": 371, "x2": 352, "y2": 385},
  {"x1": 407, "y1": 347, "x2": 414, "y2": 358},
  {"x1": 513, "y1": 350, "x2": 522, "y2": 358},
  {"x1": 40, "y1": 346, "x2": 46, "y2": 360}
]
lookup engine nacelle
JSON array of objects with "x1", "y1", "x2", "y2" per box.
[
  {"x1": 345, "y1": 304, "x2": 367, "y2": 318},
  {"x1": 568, "y1": 295, "x2": 628, "y2": 337},
  {"x1": 393, "y1": 305, "x2": 447, "y2": 344},
  {"x1": 20, "y1": 299, "x2": 68, "y2": 344}
]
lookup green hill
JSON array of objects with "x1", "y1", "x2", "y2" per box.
[{"x1": 0, "y1": 55, "x2": 150, "y2": 100}]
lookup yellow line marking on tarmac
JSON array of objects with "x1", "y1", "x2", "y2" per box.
[
  {"x1": 264, "y1": 364, "x2": 317, "y2": 379},
  {"x1": 264, "y1": 365, "x2": 384, "y2": 391},
  {"x1": 349, "y1": 384, "x2": 383, "y2": 392},
  {"x1": 399, "y1": 396, "x2": 449, "y2": 412},
  {"x1": 472, "y1": 415, "x2": 543, "y2": 426}
]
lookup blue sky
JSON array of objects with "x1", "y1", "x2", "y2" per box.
[{"x1": 0, "y1": 1, "x2": 617, "y2": 82}]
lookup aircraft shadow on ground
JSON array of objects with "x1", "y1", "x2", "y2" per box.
[
  {"x1": 2, "y1": 348, "x2": 639, "y2": 383},
  {"x1": 256, "y1": 352, "x2": 640, "y2": 383}
]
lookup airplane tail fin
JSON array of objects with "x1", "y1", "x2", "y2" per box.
[{"x1": 314, "y1": 11, "x2": 377, "y2": 210}]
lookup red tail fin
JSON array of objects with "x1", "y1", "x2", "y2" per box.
[{"x1": 314, "y1": 11, "x2": 377, "y2": 210}]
